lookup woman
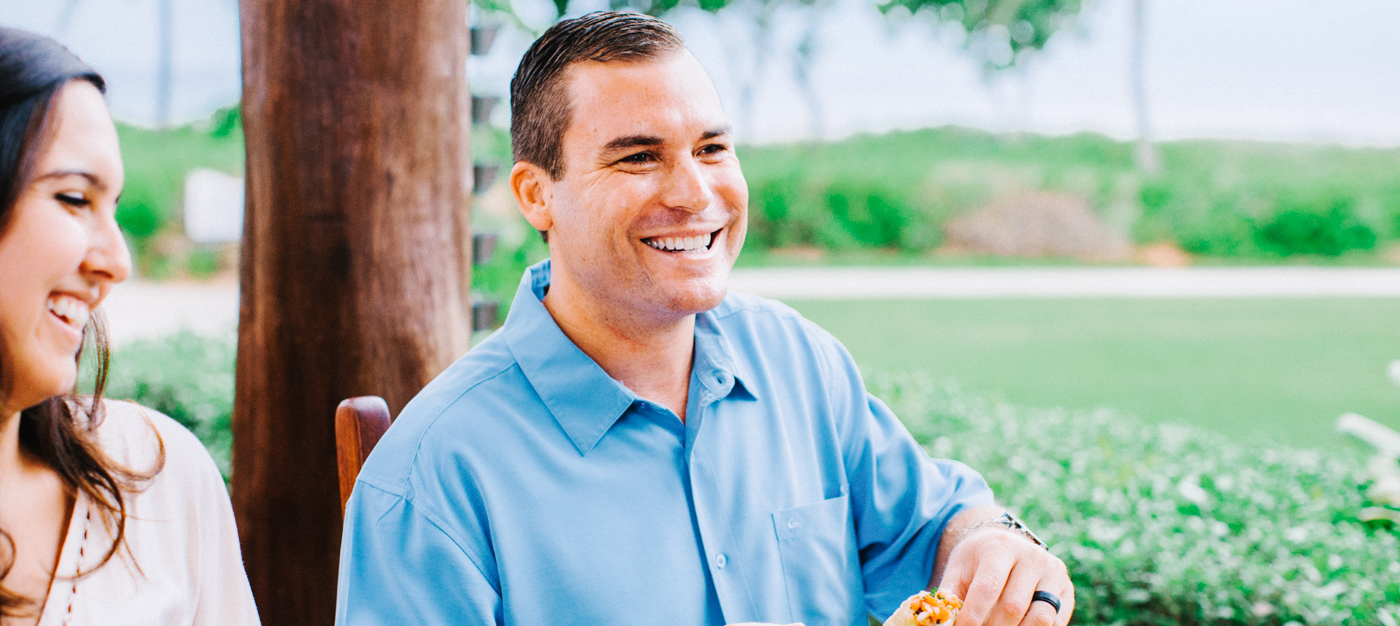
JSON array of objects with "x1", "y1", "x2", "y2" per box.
[{"x1": 0, "y1": 27, "x2": 259, "y2": 625}]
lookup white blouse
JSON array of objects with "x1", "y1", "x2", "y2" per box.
[{"x1": 35, "y1": 400, "x2": 260, "y2": 626}]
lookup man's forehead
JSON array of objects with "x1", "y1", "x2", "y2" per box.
[{"x1": 561, "y1": 53, "x2": 728, "y2": 146}]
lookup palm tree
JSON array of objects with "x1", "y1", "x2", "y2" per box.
[
  {"x1": 56, "y1": 0, "x2": 175, "y2": 126},
  {"x1": 1130, "y1": 0, "x2": 1158, "y2": 174}
]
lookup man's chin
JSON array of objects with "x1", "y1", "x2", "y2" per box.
[{"x1": 659, "y1": 277, "x2": 730, "y2": 317}]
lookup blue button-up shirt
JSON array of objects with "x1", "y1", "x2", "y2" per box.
[{"x1": 336, "y1": 261, "x2": 993, "y2": 626}]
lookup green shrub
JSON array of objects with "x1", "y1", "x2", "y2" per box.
[
  {"x1": 114, "y1": 193, "x2": 163, "y2": 239},
  {"x1": 115, "y1": 117, "x2": 245, "y2": 277},
  {"x1": 871, "y1": 372, "x2": 1400, "y2": 625},
  {"x1": 468, "y1": 225, "x2": 550, "y2": 322},
  {"x1": 736, "y1": 129, "x2": 1400, "y2": 263},
  {"x1": 97, "y1": 327, "x2": 1400, "y2": 622},
  {"x1": 209, "y1": 104, "x2": 242, "y2": 139},
  {"x1": 824, "y1": 183, "x2": 909, "y2": 248},
  {"x1": 1256, "y1": 194, "x2": 1377, "y2": 257},
  {"x1": 186, "y1": 249, "x2": 225, "y2": 278},
  {"x1": 105, "y1": 331, "x2": 236, "y2": 478}
]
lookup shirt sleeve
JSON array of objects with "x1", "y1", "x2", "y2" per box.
[
  {"x1": 336, "y1": 482, "x2": 502, "y2": 626},
  {"x1": 810, "y1": 324, "x2": 995, "y2": 619},
  {"x1": 188, "y1": 441, "x2": 263, "y2": 626}
]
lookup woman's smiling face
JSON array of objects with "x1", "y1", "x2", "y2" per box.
[{"x1": 0, "y1": 80, "x2": 129, "y2": 414}]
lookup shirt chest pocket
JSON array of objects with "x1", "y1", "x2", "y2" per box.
[{"x1": 771, "y1": 494, "x2": 864, "y2": 626}]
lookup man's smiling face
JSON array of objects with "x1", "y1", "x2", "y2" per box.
[{"x1": 526, "y1": 51, "x2": 748, "y2": 329}]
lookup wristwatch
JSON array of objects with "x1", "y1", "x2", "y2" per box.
[{"x1": 962, "y1": 512, "x2": 1048, "y2": 550}]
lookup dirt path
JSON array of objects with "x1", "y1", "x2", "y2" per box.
[{"x1": 726, "y1": 266, "x2": 1400, "y2": 300}]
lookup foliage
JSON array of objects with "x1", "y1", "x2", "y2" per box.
[
  {"x1": 878, "y1": 0, "x2": 1086, "y2": 71},
  {"x1": 101, "y1": 327, "x2": 1400, "y2": 621},
  {"x1": 104, "y1": 331, "x2": 236, "y2": 479},
  {"x1": 737, "y1": 127, "x2": 1400, "y2": 262},
  {"x1": 470, "y1": 221, "x2": 551, "y2": 321},
  {"x1": 115, "y1": 115, "x2": 245, "y2": 278},
  {"x1": 1134, "y1": 142, "x2": 1397, "y2": 259},
  {"x1": 870, "y1": 372, "x2": 1400, "y2": 625}
]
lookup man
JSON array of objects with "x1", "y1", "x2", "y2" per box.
[{"x1": 337, "y1": 12, "x2": 1073, "y2": 626}]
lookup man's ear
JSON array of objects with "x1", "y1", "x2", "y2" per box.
[{"x1": 511, "y1": 161, "x2": 554, "y2": 235}]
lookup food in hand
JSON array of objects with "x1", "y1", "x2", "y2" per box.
[{"x1": 883, "y1": 589, "x2": 962, "y2": 626}]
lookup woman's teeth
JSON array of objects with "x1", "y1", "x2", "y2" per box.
[
  {"x1": 46, "y1": 295, "x2": 90, "y2": 329},
  {"x1": 645, "y1": 232, "x2": 713, "y2": 253}
]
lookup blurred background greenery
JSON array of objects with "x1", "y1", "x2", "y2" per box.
[
  {"x1": 109, "y1": 89, "x2": 1400, "y2": 446},
  {"x1": 17, "y1": 0, "x2": 1400, "y2": 620},
  {"x1": 112, "y1": 112, "x2": 1400, "y2": 276},
  {"x1": 98, "y1": 54, "x2": 1400, "y2": 626}
]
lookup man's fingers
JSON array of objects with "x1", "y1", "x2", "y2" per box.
[
  {"x1": 1016, "y1": 598, "x2": 1057, "y2": 626},
  {"x1": 990, "y1": 561, "x2": 1043, "y2": 626},
  {"x1": 1018, "y1": 582, "x2": 1074, "y2": 626},
  {"x1": 1053, "y1": 585, "x2": 1075, "y2": 626},
  {"x1": 937, "y1": 545, "x2": 977, "y2": 602},
  {"x1": 953, "y1": 548, "x2": 1014, "y2": 626}
]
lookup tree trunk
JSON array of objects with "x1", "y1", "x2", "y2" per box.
[
  {"x1": 792, "y1": 7, "x2": 824, "y2": 141},
  {"x1": 155, "y1": 0, "x2": 172, "y2": 126},
  {"x1": 1130, "y1": 0, "x2": 1159, "y2": 174},
  {"x1": 235, "y1": 0, "x2": 473, "y2": 623}
]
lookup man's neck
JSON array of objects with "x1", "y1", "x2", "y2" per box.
[{"x1": 542, "y1": 284, "x2": 696, "y2": 423}]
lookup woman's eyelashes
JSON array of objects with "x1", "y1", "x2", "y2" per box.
[{"x1": 55, "y1": 191, "x2": 90, "y2": 208}]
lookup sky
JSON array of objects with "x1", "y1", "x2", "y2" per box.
[{"x1": 2, "y1": 0, "x2": 1398, "y2": 147}]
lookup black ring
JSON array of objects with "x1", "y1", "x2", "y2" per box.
[{"x1": 1031, "y1": 590, "x2": 1061, "y2": 614}]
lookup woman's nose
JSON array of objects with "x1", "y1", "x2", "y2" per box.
[{"x1": 82, "y1": 209, "x2": 132, "y2": 284}]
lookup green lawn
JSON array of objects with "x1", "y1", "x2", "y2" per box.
[{"x1": 785, "y1": 297, "x2": 1400, "y2": 448}]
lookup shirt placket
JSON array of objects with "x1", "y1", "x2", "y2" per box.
[{"x1": 685, "y1": 367, "x2": 761, "y2": 623}]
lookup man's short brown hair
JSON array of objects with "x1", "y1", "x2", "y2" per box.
[{"x1": 510, "y1": 11, "x2": 684, "y2": 181}]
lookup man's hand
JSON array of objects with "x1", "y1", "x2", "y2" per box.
[{"x1": 934, "y1": 508, "x2": 1074, "y2": 626}]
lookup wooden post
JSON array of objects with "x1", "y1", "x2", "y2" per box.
[{"x1": 235, "y1": 0, "x2": 472, "y2": 622}]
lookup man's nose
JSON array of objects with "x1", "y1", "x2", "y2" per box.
[
  {"x1": 82, "y1": 209, "x2": 132, "y2": 284},
  {"x1": 661, "y1": 155, "x2": 714, "y2": 213}
]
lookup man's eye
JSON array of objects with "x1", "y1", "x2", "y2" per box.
[
  {"x1": 619, "y1": 152, "x2": 655, "y2": 164},
  {"x1": 55, "y1": 193, "x2": 90, "y2": 207},
  {"x1": 699, "y1": 144, "x2": 728, "y2": 156}
]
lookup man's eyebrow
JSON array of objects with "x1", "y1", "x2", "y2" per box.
[
  {"x1": 602, "y1": 135, "x2": 664, "y2": 153},
  {"x1": 601, "y1": 126, "x2": 734, "y2": 154},
  {"x1": 700, "y1": 126, "x2": 732, "y2": 141},
  {"x1": 32, "y1": 170, "x2": 107, "y2": 192}
]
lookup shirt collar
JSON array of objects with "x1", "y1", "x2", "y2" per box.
[
  {"x1": 501, "y1": 260, "x2": 756, "y2": 456},
  {"x1": 691, "y1": 308, "x2": 758, "y2": 405},
  {"x1": 502, "y1": 260, "x2": 637, "y2": 456}
]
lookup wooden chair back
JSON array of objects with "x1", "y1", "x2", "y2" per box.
[{"x1": 335, "y1": 396, "x2": 392, "y2": 514}]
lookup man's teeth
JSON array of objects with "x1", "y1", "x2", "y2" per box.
[
  {"x1": 645, "y1": 232, "x2": 713, "y2": 252},
  {"x1": 46, "y1": 296, "x2": 91, "y2": 328}
]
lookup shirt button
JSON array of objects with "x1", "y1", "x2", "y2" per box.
[
  {"x1": 787, "y1": 518, "x2": 802, "y2": 529},
  {"x1": 714, "y1": 553, "x2": 727, "y2": 569}
]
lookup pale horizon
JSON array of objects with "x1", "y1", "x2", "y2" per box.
[{"x1": 3, "y1": 0, "x2": 1398, "y2": 148}]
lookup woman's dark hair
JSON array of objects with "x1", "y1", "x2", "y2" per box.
[{"x1": 0, "y1": 26, "x2": 161, "y2": 618}]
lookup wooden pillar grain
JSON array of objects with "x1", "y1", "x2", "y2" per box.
[{"x1": 235, "y1": 0, "x2": 472, "y2": 623}]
